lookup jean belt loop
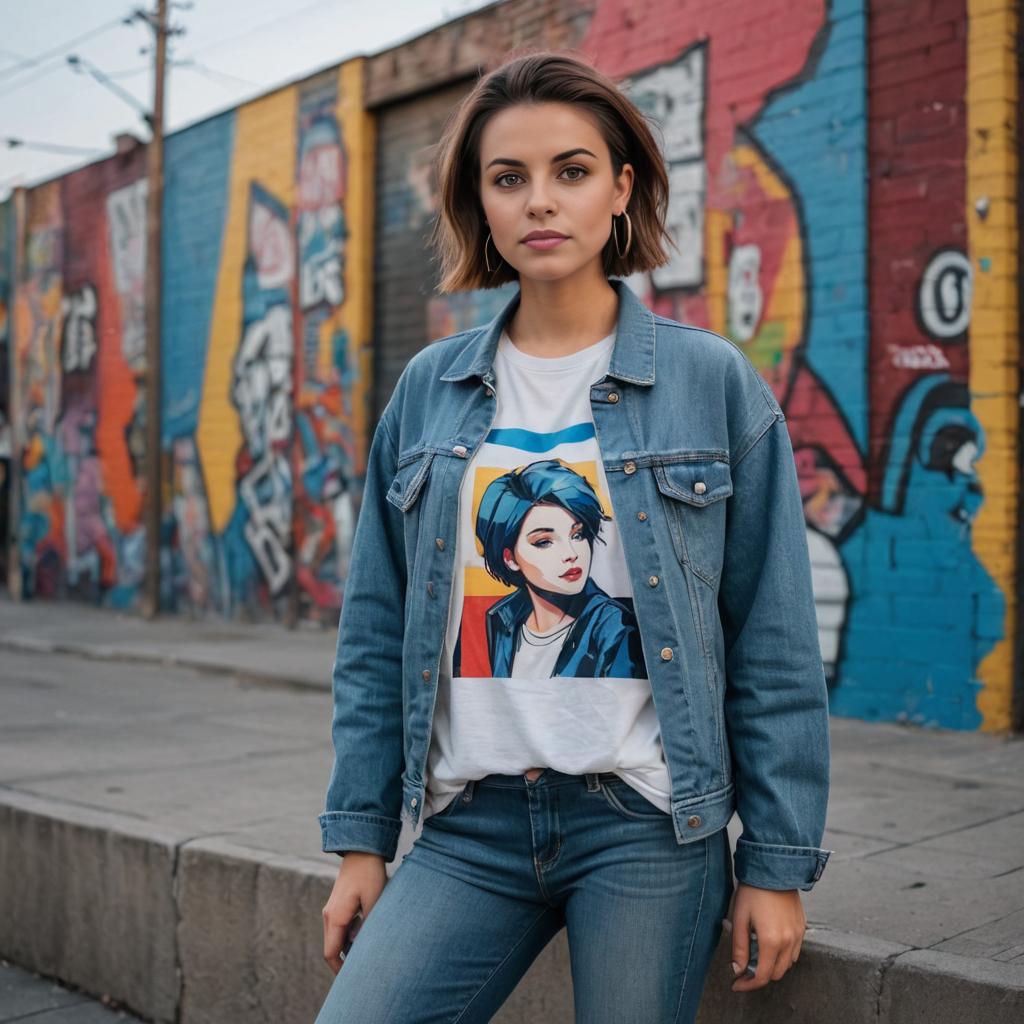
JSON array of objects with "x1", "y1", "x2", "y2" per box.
[{"x1": 585, "y1": 772, "x2": 601, "y2": 792}]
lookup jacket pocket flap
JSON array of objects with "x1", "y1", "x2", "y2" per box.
[
  {"x1": 386, "y1": 452, "x2": 434, "y2": 512},
  {"x1": 653, "y1": 458, "x2": 733, "y2": 506}
]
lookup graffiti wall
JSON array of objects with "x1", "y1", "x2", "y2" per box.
[
  {"x1": 161, "y1": 61, "x2": 372, "y2": 623},
  {"x1": 0, "y1": 0, "x2": 1017, "y2": 728},
  {"x1": 8, "y1": 148, "x2": 149, "y2": 606},
  {"x1": 369, "y1": 0, "x2": 1016, "y2": 729},
  {"x1": 3, "y1": 61, "x2": 372, "y2": 624},
  {"x1": 0, "y1": 199, "x2": 10, "y2": 585}
]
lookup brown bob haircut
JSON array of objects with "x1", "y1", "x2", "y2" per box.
[{"x1": 428, "y1": 49, "x2": 676, "y2": 293}]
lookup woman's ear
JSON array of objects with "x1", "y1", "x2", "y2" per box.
[{"x1": 616, "y1": 162, "x2": 635, "y2": 211}]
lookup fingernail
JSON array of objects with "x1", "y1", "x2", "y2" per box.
[{"x1": 732, "y1": 962, "x2": 742, "y2": 975}]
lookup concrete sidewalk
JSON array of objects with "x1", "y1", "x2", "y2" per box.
[
  {"x1": 0, "y1": 594, "x2": 336, "y2": 690},
  {"x1": 0, "y1": 958, "x2": 143, "y2": 1023},
  {"x1": 1, "y1": 599, "x2": 1023, "y2": 1023}
]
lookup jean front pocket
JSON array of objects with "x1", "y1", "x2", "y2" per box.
[
  {"x1": 599, "y1": 776, "x2": 670, "y2": 821},
  {"x1": 428, "y1": 780, "x2": 476, "y2": 823},
  {"x1": 652, "y1": 454, "x2": 732, "y2": 587}
]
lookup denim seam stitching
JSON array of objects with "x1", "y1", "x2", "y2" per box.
[
  {"x1": 673, "y1": 832, "x2": 709, "y2": 1024},
  {"x1": 600, "y1": 781, "x2": 667, "y2": 820},
  {"x1": 449, "y1": 908, "x2": 555, "y2": 1024}
]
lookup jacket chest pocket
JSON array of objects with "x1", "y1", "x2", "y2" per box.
[
  {"x1": 386, "y1": 449, "x2": 435, "y2": 513},
  {"x1": 652, "y1": 456, "x2": 732, "y2": 587}
]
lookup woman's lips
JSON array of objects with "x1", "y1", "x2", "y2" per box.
[
  {"x1": 523, "y1": 236, "x2": 568, "y2": 250},
  {"x1": 561, "y1": 567, "x2": 582, "y2": 581}
]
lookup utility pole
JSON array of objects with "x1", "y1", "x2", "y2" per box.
[{"x1": 141, "y1": 0, "x2": 168, "y2": 618}]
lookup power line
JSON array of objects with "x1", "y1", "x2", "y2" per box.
[
  {"x1": 67, "y1": 53, "x2": 152, "y2": 126},
  {"x1": 0, "y1": 16, "x2": 130, "y2": 81},
  {"x1": 174, "y1": 58, "x2": 261, "y2": 90},
  {"x1": 4, "y1": 136, "x2": 107, "y2": 156},
  {"x1": 179, "y1": 0, "x2": 339, "y2": 59}
]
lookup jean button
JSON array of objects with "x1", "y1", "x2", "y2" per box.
[{"x1": 688, "y1": 815, "x2": 701, "y2": 828}]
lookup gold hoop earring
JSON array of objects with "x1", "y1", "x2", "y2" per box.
[
  {"x1": 484, "y1": 231, "x2": 500, "y2": 273},
  {"x1": 613, "y1": 211, "x2": 633, "y2": 259}
]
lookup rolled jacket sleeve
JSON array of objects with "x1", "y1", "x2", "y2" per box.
[
  {"x1": 719, "y1": 410, "x2": 833, "y2": 891},
  {"x1": 318, "y1": 403, "x2": 407, "y2": 862}
]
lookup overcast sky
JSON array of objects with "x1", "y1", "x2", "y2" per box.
[{"x1": 0, "y1": 0, "x2": 496, "y2": 200}]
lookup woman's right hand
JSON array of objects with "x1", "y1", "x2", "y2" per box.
[{"x1": 322, "y1": 852, "x2": 388, "y2": 974}]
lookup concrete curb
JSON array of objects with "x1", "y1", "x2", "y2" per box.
[
  {"x1": 3, "y1": 791, "x2": 1021, "y2": 1023},
  {"x1": 0, "y1": 633, "x2": 328, "y2": 692},
  {"x1": 0, "y1": 791, "x2": 181, "y2": 1022}
]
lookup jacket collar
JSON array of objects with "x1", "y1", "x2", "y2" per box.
[{"x1": 437, "y1": 277, "x2": 656, "y2": 387}]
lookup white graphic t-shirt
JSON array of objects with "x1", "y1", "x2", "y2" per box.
[{"x1": 423, "y1": 326, "x2": 673, "y2": 819}]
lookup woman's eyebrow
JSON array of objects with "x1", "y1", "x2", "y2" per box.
[{"x1": 485, "y1": 147, "x2": 597, "y2": 170}]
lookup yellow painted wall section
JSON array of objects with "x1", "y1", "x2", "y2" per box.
[
  {"x1": 967, "y1": 0, "x2": 1019, "y2": 731},
  {"x1": 196, "y1": 88, "x2": 298, "y2": 533},
  {"x1": 334, "y1": 58, "x2": 374, "y2": 474}
]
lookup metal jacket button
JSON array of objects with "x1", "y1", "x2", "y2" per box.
[
  {"x1": 422, "y1": 669, "x2": 431, "y2": 681},
  {"x1": 660, "y1": 647, "x2": 673, "y2": 661},
  {"x1": 693, "y1": 481, "x2": 706, "y2": 494},
  {"x1": 688, "y1": 815, "x2": 701, "y2": 828},
  {"x1": 648, "y1": 575, "x2": 659, "y2": 587},
  {"x1": 623, "y1": 460, "x2": 636, "y2": 475},
  {"x1": 607, "y1": 392, "x2": 619, "y2": 403},
  {"x1": 411, "y1": 797, "x2": 418, "y2": 807},
  {"x1": 637, "y1": 510, "x2": 647, "y2": 521},
  {"x1": 435, "y1": 537, "x2": 445, "y2": 550},
  {"x1": 453, "y1": 445, "x2": 468, "y2": 457}
]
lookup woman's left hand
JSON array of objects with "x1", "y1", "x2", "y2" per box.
[{"x1": 726, "y1": 882, "x2": 806, "y2": 992}]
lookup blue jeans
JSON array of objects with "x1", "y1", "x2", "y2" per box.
[{"x1": 315, "y1": 768, "x2": 734, "y2": 1024}]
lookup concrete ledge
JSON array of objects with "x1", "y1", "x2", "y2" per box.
[
  {"x1": 880, "y1": 948, "x2": 1024, "y2": 1023},
  {"x1": 696, "y1": 927, "x2": 911, "y2": 1023},
  {"x1": 176, "y1": 837, "x2": 336, "y2": 1024},
  {"x1": 2, "y1": 790, "x2": 1022, "y2": 1023},
  {"x1": 0, "y1": 791, "x2": 181, "y2": 1023}
]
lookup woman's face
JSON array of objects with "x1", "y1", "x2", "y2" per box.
[
  {"x1": 478, "y1": 102, "x2": 633, "y2": 283},
  {"x1": 505, "y1": 502, "x2": 592, "y2": 596}
]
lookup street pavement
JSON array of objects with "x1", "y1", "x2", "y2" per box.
[
  {"x1": 1, "y1": 595, "x2": 1022, "y2": 1023},
  {"x1": 0, "y1": 958, "x2": 142, "y2": 1022}
]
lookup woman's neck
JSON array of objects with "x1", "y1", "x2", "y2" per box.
[{"x1": 505, "y1": 272, "x2": 619, "y2": 358}]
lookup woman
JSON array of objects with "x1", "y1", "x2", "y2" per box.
[{"x1": 316, "y1": 50, "x2": 832, "y2": 1024}]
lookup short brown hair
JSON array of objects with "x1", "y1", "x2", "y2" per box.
[{"x1": 428, "y1": 49, "x2": 676, "y2": 293}]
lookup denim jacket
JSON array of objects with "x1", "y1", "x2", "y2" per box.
[{"x1": 319, "y1": 278, "x2": 833, "y2": 892}]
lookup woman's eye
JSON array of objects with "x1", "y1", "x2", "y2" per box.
[{"x1": 494, "y1": 166, "x2": 588, "y2": 188}]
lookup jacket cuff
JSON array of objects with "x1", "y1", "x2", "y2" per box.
[
  {"x1": 734, "y1": 836, "x2": 832, "y2": 892},
  {"x1": 319, "y1": 811, "x2": 401, "y2": 862}
]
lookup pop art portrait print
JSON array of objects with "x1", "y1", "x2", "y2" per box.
[{"x1": 452, "y1": 457, "x2": 647, "y2": 681}]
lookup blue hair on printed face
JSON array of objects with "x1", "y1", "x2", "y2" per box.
[{"x1": 475, "y1": 459, "x2": 610, "y2": 588}]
